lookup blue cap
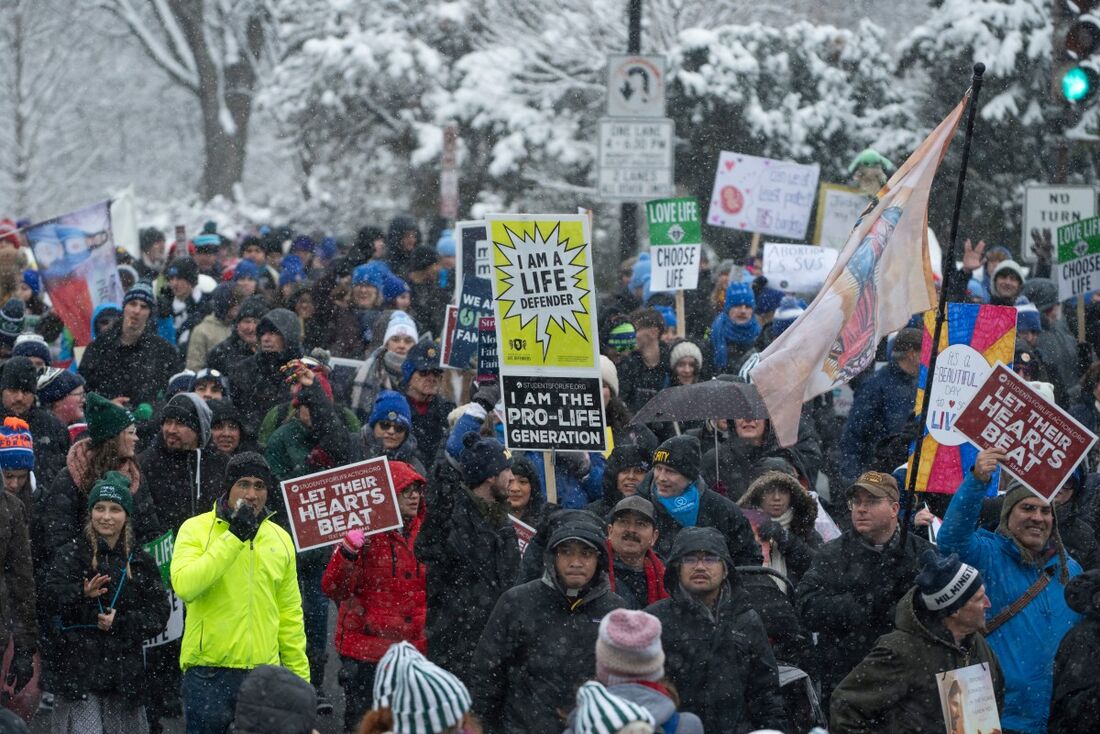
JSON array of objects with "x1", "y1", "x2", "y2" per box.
[
  {"x1": 234, "y1": 260, "x2": 260, "y2": 281},
  {"x1": 724, "y1": 281, "x2": 755, "y2": 311},
  {"x1": 436, "y1": 230, "x2": 456, "y2": 258}
]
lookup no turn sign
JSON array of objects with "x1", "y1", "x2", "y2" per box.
[{"x1": 607, "y1": 55, "x2": 666, "y2": 118}]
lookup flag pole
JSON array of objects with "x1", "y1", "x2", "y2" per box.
[{"x1": 901, "y1": 63, "x2": 985, "y2": 546}]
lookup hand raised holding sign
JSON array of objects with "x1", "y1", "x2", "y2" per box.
[{"x1": 972, "y1": 448, "x2": 1007, "y2": 483}]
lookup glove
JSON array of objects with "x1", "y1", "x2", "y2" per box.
[
  {"x1": 228, "y1": 503, "x2": 261, "y2": 542},
  {"x1": 340, "y1": 529, "x2": 366, "y2": 560},
  {"x1": 756, "y1": 520, "x2": 790, "y2": 547},
  {"x1": 472, "y1": 381, "x2": 501, "y2": 412},
  {"x1": 9, "y1": 647, "x2": 33, "y2": 690}
]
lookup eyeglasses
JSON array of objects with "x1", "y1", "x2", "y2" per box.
[
  {"x1": 400, "y1": 485, "x2": 423, "y2": 497},
  {"x1": 416, "y1": 369, "x2": 444, "y2": 377},
  {"x1": 848, "y1": 496, "x2": 889, "y2": 510},
  {"x1": 377, "y1": 420, "x2": 408, "y2": 434},
  {"x1": 682, "y1": 553, "x2": 722, "y2": 566}
]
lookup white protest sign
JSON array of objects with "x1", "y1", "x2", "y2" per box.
[
  {"x1": 762, "y1": 243, "x2": 839, "y2": 293},
  {"x1": 814, "y1": 184, "x2": 868, "y2": 250},
  {"x1": 925, "y1": 343, "x2": 995, "y2": 447},
  {"x1": 646, "y1": 197, "x2": 702, "y2": 292},
  {"x1": 1056, "y1": 215, "x2": 1100, "y2": 301},
  {"x1": 706, "y1": 152, "x2": 820, "y2": 240},
  {"x1": 936, "y1": 663, "x2": 1002, "y2": 734},
  {"x1": 1022, "y1": 185, "x2": 1096, "y2": 263},
  {"x1": 598, "y1": 118, "x2": 675, "y2": 200}
]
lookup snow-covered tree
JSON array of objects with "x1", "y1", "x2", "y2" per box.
[
  {"x1": 900, "y1": 0, "x2": 1099, "y2": 249},
  {"x1": 91, "y1": 0, "x2": 274, "y2": 201},
  {"x1": 0, "y1": 0, "x2": 98, "y2": 217}
]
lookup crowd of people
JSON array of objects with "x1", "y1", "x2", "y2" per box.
[{"x1": 0, "y1": 215, "x2": 1091, "y2": 734}]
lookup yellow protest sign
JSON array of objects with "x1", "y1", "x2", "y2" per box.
[{"x1": 488, "y1": 215, "x2": 600, "y2": 374}]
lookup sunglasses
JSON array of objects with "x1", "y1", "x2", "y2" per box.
[
  {"x1": 377, "y1": 420, "x2": 408, "y2": 434},
  {"x1": 416, "y1": 369, "x2": 444, "y2": 377}
]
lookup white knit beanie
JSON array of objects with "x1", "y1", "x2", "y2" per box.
[
  {"x1": 574, "y1": 681, "x2": 656, "y2": 734},
  {"x1": 595, "y1": 609, "x2": 665, "y2": 686},
  {"x1": 384, "y1": 311, "x2": 419, "y2": 346},
  {"x1": 600, "y1": 355, "x2": 620, "y2": 397},
  {"x1": 669, "y1": 340, "x2": 703, "y2": 371}
]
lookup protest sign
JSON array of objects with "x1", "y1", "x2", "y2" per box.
[
  {"x1": 447, "y1": 276, "x2": 493, "y2": 369},
  {"x1": 142, "y1": 531, "x2": 184, "y2": 649},
  {"x1": 954, "y1": 363, "x2": 1097, "y2": 501},
  {"x1": 501, "y1": 374, "x2": 606, "y2": 452},
  {"x1": 24, "y1": 200, "x2": 125, "y2": 346},
  {"x1": 439, "y1": 305, "x2": 459, "y2": 368},
  {"x1": 937, "y1": 663, "x2": 1002, "y2": 734},
  {"x1": 1022, "y1": 185, "x2": 1096, "y2": 263},
  {"x1": 453, "y1": 220, "x2": 491, "y2": 301},
  {"x1": 813, "y1": 184, "x2": 868, "y2": 250},
  {"x1": 761, "y1": 243, "x2": 839, "y2": 293},
  {"x1": 740, "y1": 508, "x2": 772, "y2": 565},
  {"x1": 706, "y1": 152, "x2": 820, "y2": 240},
  {"x1": 280, "y1": 458, "x2": 403, "y2": 552},
  {"x1": 645, "y1": 197, "x2": 702, "y2": 292},
  {"x1": 477, "y1": 316, "x2": 499, "y2": 383},
  {"x1": 1055, "y1": 215, "x2": 1100, "y2": 301},
  {"x1": 509, "y1": 514, "x2": 537, "y2": 554},
  {"x1": 488, "y1": 215, "x2": 600, "y2": 374},
  {"x1": 908, "y1": 304, "x2": 1017, "y2": 494}
]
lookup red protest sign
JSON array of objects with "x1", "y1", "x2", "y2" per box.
[
  {"x1": 953, "y1": 363, "x2": 1097, "y2": 501},
  {"x1": 509, "y1": 514, "x2": 536, "y2": 554},
  {"x1": 279, "y1": 458, "x2": 403, "y2": 552}
]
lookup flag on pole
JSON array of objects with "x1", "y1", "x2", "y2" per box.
[{"x1": 751, "y1": 96, "x2": 970, "y2": 447}]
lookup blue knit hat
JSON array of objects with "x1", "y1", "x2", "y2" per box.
[
  {"x1": 21, "y1": 270, "x2": 40, "y2": 296},
  {"x1": 654, "y1": 305, "x2": 676, "y2": 329},
  {"x1": 352, "y1": 260, "x2": 390, "y2": 289},
  {"x1": 279, "y1": 255, "x2": 306, "y2": 288},
  {"x1": 0, "y1": 417, "x2": 33, "y2": 471},
  {"x1": 771, "y1": 296, "x2": 806, "y2": 337},
  {"x1": 12, "y1": 333, "x2": 50, "y2": 365},
  {"x1": 234, "y1": 260, "x2": 260, "y2": 281},
  {"x1": 628, "y1": 254, "x2": 651, "y2": 291},
  {"x1": 459, "y1": 432, "x2": 508, "y2": 487},
  {"x1": 436, "y1": 229, "x2": 456, "y2": 257},
  {"x1": 193, "y1": 233, "x2": 221, "y2": 251},
  {"x1": 368, "y1": 390, "x2": 412, "y2": 430},
  {"x1": 382, "y1": 274, "x2": 411, "y2": 304},
  {"x1": 724, "y1": 281, "x2": 755, "y2": 311},
  {"x1": 755, "y1": 286, "x2": 785, "y2": 315},
  {"x1": 319, "y1": 236, "x2": 338, "y2": 261},
  {"x1": 0, "y1": 299, "x2": 25, "y2": 346},
  {"x1": 1015, "y1": 298, "x2": 1042, "y2": 334},
  {"x1": 915, "y1": 549, "x2": 984, "y2": 618},
  {"x1": 290, "y1": 235, "x2": 315, "y2": 254},
  {"x1": 402, "y1": 341, "x2": 442, "y2": 385},
  {"x1": 37, "y1": 367, "x2": 84, "y2": 406}
]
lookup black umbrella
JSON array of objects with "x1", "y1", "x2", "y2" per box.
[{"x1": 630, "y1": 378, "x2": 770, "y2": 425}]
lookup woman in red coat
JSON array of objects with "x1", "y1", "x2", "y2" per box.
[{"x1": 322, "y1": 460, "x2": 427, "y2": 733}]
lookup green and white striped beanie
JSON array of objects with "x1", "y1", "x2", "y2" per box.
[
  {"x1": 376, "y1": 641, "x2": 472, "y2": 734},
  {"x1": 574, "y1": 681, "x2": 656, "y2": 734}
]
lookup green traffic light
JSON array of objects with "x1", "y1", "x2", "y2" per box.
[{"x1": 1064, "y1": 66, "x2": 1094, "y2": 102}]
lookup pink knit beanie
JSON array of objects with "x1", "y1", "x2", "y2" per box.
[{"x1": 595, "y1": 609, "x2": 665, "y2": 686}]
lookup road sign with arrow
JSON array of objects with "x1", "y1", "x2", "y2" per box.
[{"x1": 607, "y1": 55, "x2": 666, "y2": 118}]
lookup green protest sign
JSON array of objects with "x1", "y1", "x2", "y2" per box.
[
  {"x1": 645, "y1": 197, "x2": 702, "y2": 291},
  {"x1": 142, "y1": 530, "x2": 184, "y2": 648},
  {"x1": 1056, "y1": 216, "x2": 1100, "y2": 301}
]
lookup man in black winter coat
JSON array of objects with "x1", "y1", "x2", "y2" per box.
[
  {"x1": 471, "y1": 518, "x2": 625, "y2": 734},
  {"x1": 0, "y1": 357, "x2": 69, "y2": 486},
  {"x1": 797, "y1": 470, "x2": 931, "y2": 709},
  {"x1": 79, "y1": 282, "x2": 184, "y2": 408},
  {"x1": 414, "y1": 433, "x2": 520, "y2": 685},
  {"x1": 1051, "y1": 569, "x2": 1100, "y2": 733},
  {"x1": 647, "y1": 526, "x2": 790, "y2": 733},
  {"x1": 207, "y1": 294, "x2": 268, "y2": 375},
  {"x1": 636, "y1": 435, "x2": 762, "y2": 566},
  {"x1": 228, "y1": 308, "x2": 303, "y2": 439}
]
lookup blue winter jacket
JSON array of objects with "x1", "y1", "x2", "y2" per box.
[{"x1": 938, "y1": 472, "x2": 1082, "y2": 734}]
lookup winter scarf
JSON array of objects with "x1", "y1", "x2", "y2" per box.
[
  {"x1": 709, "y1": 312, "x2": 761, "y2": 370},
  {"x1": 605, "y1": 541, "x2": 669, "y2": 606},
  {"x1": 657, "y1": 483, "x2": 701, "y2": 528},
  {"x1": 66, "y1": 438, "x2": 142, "y2": 493}
]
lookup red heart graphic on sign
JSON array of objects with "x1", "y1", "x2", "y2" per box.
[
  {"x1": 724, "y1": 160, "x2": 735, "y2": 171},
  {"x1": 949, "y1": 400, "x2": 955, "y2": 408}
]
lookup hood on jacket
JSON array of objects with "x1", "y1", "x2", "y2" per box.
[
  {"x1": 386, "y1": 214, "x2": 421, "y2": 258},
  {"x1": 739, "y1": 470, "x2": 818, "y2": 539},
  {"x1": 543, "y1": 517, "x2": 610, "y2": 596},
  {"x1": 257, "y1": 308, "x2": 301, "y2": 350},
  {"x1": 1065, "y1": 568, "x2": 1100, "y2": 617},
  {"x1": 163, "y1": 391, "x2": 213, "y2": 448},
  {"x1": 599, "y1": 444, "x2": 650, "y2": 509},
  {"x1": 662, "y1": 526, "x2": 735, "y2": 592},
  {"x1": 90, "y1": 302, "x2": 122, "y2": 341},
  {"x1": 511, "y1": 454, "x2": 546, "y2": 516}
]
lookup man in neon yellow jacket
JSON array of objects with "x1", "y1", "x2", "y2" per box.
[{"x1": 171, "y1": 451, "x2": 309, "y2": 734}]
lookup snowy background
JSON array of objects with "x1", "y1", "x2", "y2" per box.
[{"x1": 0, "y1": 0, "x2": 1094, "y2": 260}]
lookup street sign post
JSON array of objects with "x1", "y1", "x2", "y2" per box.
[{"x1": 607, "y1": 55, "x2": 666, "y2": 118}]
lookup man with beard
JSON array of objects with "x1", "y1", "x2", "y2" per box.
[
  {"x1": 0, "y1": 357, "x2": 68, "y2": 486},
  {"x1": 79, "y1": 282, "x2": 184, "y2": 408},
  {"x1": 414, "y1": 433, "x2": 520, "y2": 684},
  {"x1": 228, "y1": 308, "x2": 303, "y2": 439},
  {"x1": 138, "y1": 391, "x2": 227, "y2": 730}
]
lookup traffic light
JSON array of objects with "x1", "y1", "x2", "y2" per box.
[{"x1": 1060, "y1": 1, "x2": 1100, "y2": 104}]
